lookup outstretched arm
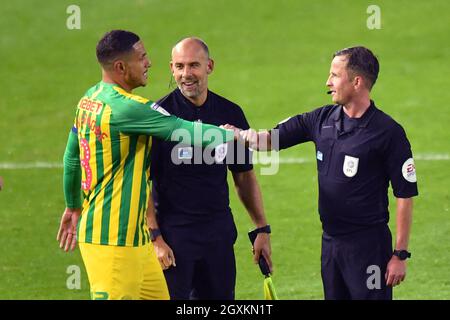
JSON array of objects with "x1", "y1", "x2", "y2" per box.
[
  {"x1": 222, "y1": 125, "x2": 272, "y2": 151},
  {"x1": 239, "y1": 129, "x2": 273, "y2": 151}
]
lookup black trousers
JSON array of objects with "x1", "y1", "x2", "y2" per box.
[
  {"x1": 321, "y1": 224, "x2": 393, "y2": 300},
  {"x1": 160, "y1": 214, "x2": 238, "y2": 300}
]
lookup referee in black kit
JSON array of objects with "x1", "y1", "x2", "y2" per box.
[
  {"x1": 233, "y1": 46, "x2": 418, "y2": 299},
  {"x1": 147, "y1": 37, "x2": 272, "y2": 299}
]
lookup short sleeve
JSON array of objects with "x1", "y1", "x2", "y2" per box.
[
  {"x1": 383, "y1": 124, "x2": 418, "y2": 198},
  {"x1": 272, "y1": 109, "x2": 320, "y2": 150}
]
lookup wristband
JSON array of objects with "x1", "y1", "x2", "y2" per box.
[
  {"x1": 149, "y1": 228, "x2": 162, "y2": 242},
  {"x1": 252, "y1": 225, "x2": 271, "y2": 234}
]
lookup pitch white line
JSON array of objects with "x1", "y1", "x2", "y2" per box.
[
  {"x1": 0, "y1": 162, "x2": 63, "y2": 169},
  {"x1": 0, "y1": 153, "x2": 448, "y2": 169},
  {"x1": 253, "y1": 153, "x2": 450, "y2": 164},
  {"x1": 414, "y1": 154, "x2": 450, "y2": 161}
]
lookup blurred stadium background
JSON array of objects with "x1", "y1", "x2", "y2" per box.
[{"x1": 0, "y1": 0, "x2": 449, "y2": 299}]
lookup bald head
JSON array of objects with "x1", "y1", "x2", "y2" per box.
[
  {"x1": 170, "y1": 37, "x2": 214, "y2": 106},
  {"x1": 171, "y1": 37, "x2": 210, "y2": 60}
]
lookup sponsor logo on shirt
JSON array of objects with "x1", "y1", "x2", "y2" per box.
[
  {"x1": 78, "y1": 97, "x2": 103, "y2": 115},
  {"x1": 402, "y1": 158, "x2": 417, "y2": 183}
]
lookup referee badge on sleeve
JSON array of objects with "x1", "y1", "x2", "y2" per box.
[
  {"x1": 402, "y1": 158, "x2": 417, "y2": 183},
  {"x1": 343, "y1": 155, "x2": 359, "y2": 177}
]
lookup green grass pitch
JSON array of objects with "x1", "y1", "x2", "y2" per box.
[{"x1": 0, "y1": 0, "x2": 449, "y2": 299}]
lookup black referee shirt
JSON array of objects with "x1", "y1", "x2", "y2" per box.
[
  {"x1": 274, "y1": 101, "x2": 418, "y2": 236},
  {"x1": 150, "y1": 89, "x2": 253, "y2": 226}
]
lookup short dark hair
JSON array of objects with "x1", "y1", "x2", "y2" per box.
[
  {"x1": 333, "y1": 46, "x2": 379, "y2": 90},
  {"x1": 96, "y1": 30, "x2": 140, "y2": 66}
]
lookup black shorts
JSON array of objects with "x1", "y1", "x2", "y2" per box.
[
  {"x1": 160, "y1": 214, "x2": 238, "y2": 300},
  {"x1": 321, "y1": 224, "x2": 393, "y2": 300}
]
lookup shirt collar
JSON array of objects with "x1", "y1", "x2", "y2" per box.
[
  {"x1": 333, "y1": 100, "x2": 377, "y2": 129},
  {"x1": 175, "y1": 88, "x2": 210, "y2": 109},
  {"x1": 100, "y1": 81, "x2": 122, "y2": 89}
]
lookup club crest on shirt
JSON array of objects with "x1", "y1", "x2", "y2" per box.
[
  {"x1": 214, "y1": 143, "x2": 228, "y2": 163},
  {"x1": 343, "y1": 155, "x2": 359, "y2": 177},
  {"x1": 402, "y1": 158, "x2": 417, "y2": 183}
]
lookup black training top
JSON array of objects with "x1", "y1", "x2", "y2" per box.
[
  {"x1": 150, "y1": 89, "x2": 253, "y2": 226},
  {"x1": 274, "y1": 101, "x2": 418, "y2": 236}
]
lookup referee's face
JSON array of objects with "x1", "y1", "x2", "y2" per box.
[
  {"x1": 170, "y1": 40, "x2": 213, "y2": 106},
  {"x1": 326, "y1": 56, "x2": 355, "y2": 105}
]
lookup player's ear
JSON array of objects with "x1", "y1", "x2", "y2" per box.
[
  {"x1": 353, "y1": 75, "x2": 363, "y2": 89},
  {"x1": 169, "y1": 61, "x2": 175, "y2": 74},
  {"x1": 207, "y1": 58, "x2": 214, "y2": 74},
  {"x1": 113, "y1": 60, "x2": 126, "y2": 74}
]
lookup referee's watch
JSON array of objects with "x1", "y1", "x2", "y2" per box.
[
  {"x1": 252, "y1": 225, "x2": 271, "y2": 234},
  {"x1": 149, "y1": 228, "x2": 162, "y2": 242},
  {"x1": 393, "y1": 249, "x2": 411, "y2": 260}
]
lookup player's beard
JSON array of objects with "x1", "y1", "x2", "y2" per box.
[
  {"x1": 127, "y1": 71, "x2": 147, "y2": 89},
  {"x1": 178, "y1": 77, "x2": 202, "y2": 99},
  {"x1": 180, "y1": 86, "x2": 200, "y2": 98}
]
